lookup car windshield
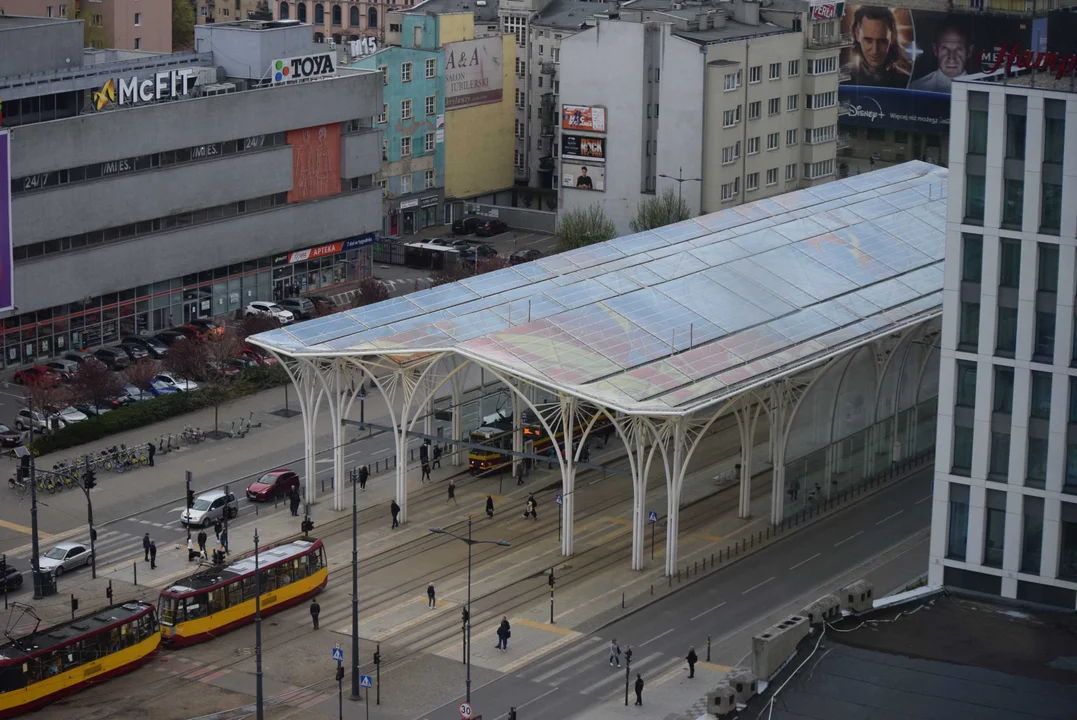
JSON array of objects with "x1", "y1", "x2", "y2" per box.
[
  {"x1": 44, "y1": 547, "x2": 68, "y2": 560},
  {"x1": 267, "y1": 304, "x2": 284, "y2": 312},
  {"x1": 258, "y1": 474, "x2": 279, "y2": 485},
  {"x1": 191, "y1": 498, "x2": 213, "y2": 511},
  {"x1": 125, "y1": 385, "x2": 141, "y2": 394},
  {"x1": 59, "y1": 407, "x2": 80, "y2": 415},
  {"x1": 150, "y1": 381, "x2": 171, "y2": 390}
]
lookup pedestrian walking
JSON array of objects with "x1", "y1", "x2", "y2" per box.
[
  {"x1": 220, "y1": 527, "x2": 229, "y2": 554},
  {"x1": 432, "y1": 444, "x2": 442, "y2": 469},
  {"x1": 609, "y1": 639, "x2": 621, "y2": 668},
  {"x1": 197, "y1": 530, "x2": 208, "y2": 557},
  {"x1": 420, "y1": 442, "x2": 429, "y2": 463},
  {"x1": 142, "y1": 532, "x2": 151, "y2": 561},
  {"x1": 149, "y1": 540, "x2": 157, "y2": 569},
  {"x1": 496, "y1": 616, "x2": 511, "y2": 651},
  {"x1": 427, "y1": 584, "x2": 436, "y2": 609},
  {"x1": 310, "y1": 599, "x2": 321, "y2": 629},
  {"x1": 359, "y1": 464, "x2": 369, "y2": 490},
  {"x1": 213, "y1": 519, "x2": 222, "y2": 542},
  {"x1": 421, "y1": 461, "x2": 431, "y2": 483},
  {"x1": 447, "y1": 479, "x2": 457, "y2": 505},
  {"x1": 187, "y1": 536, "x2": 199, "y2": 562},
  {"x1": 634, "y1": 674, "x2": 644, "y2": 705},
  {"x1": 686, "y1": 647, "x2": 698, "y2": 678},
  {"x1": 524, "y1": 494, "x2": 537, "y2": 520},
  {"x1": 391, "y1": 499, "x2": 401, "y2": 528},
  {"x1": 146, "y1": 441, "x2": 155, "y2": 467},
  {"x1": 515, "y1": 463, "x2": 524, "y2": 486},
  {"x1": 486, "y1": 495, "x2": 494, "y2": 519}
]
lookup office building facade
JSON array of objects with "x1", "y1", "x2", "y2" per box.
[{"x1": 931, "y1": 70, "x2": 1077, "y2": 609}]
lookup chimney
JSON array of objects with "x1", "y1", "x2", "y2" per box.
[{"x1": 732, "y1": 0, "x2": 760, "y2": 25}]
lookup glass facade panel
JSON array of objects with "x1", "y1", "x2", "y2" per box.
[
  {"x1": 947, "y1": 483, "x2": 970, "y2": 560},
  {"x1": 959, "y1": 301, "x2": 980, "y2": 348},
  {"x1": 1059, "y1": 502, "x2": 1077, "y2": 581},
  {"x1": 964, "y1": 174, "x2": 985, "y2": 222},
  {"x1": 996, "y1": 306, "x2": 1017, "y2": 354},
  {"x1": 1043, "y1": 114, "x2": 1065, "y2": 160},
  {"x1": 967, "y1": 109, "x2": 988, "y2": 154},
  {"x1": 1002, "y1": 179, "x2": 1023, "y2": 228},
  {"x1": 1026, "y1": 436, "x2": 1048, "y2": 487},
  {"x1": 988, "y1": 431, "x2": 1010, "y2": 479},
  {"x1": 1041, "y1": 184, "x2": 1062, "y2": 233},
  {"x1": 1030, "y1": 372, "x2": 1052, "y2": 419},
  {"x1": 1005, "y1": 112, "x2": 1026, "y2": 159},
  {"x1": 1037, "y1": 244, "x2": 1059, "y2": 292},
  {"x1": 999, "y1": 239, "x2": 1021, "y2": 288},
  {"x1": 955, "y1": 361, "x2": 977, "y2": 407},
  {"x1": 961, "y1": 234, "x2": 982, "y2": 282},
  {"x1": 1020, "y1": 495, "x2": 1044, "y2": 575},
  {"x1": 983, "y1": 490, "x2": 1006, "y2": 568},
  {"x1": 953, "y1": 424, "x2": 974, "y2": 474},
  {"x1": 994, "y1": 367, "x2": 1014, "y2": 413}
]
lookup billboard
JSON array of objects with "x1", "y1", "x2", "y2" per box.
[
  {"x1": 561, "y1": 162, "x2": 605, "y2": 192},
  {"x1": 0, "y1": 131, "x2": 12, "y2": 313},
  {"x1": 286, "y1": 124, "x2": 341, "y2": 203},
  {"x1": 561, "y1": 135, "x2": 606, "y2": 162},
  {"x1": 838, "y1": 6, "x2": 1038, "y2": 131},
  {"x1": 443, "y1": 37, "x2": 504, "y2": 110},
  {"x1": 561, "y1": 105, "x2": 607, "y2": 133}
]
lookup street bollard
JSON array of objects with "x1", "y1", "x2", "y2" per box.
[
  {"x1": 694, "y1": 561, "x2": 698, "y2": 575},
  {"x1": 255, "y1": 504, "x2": 259, "y2": 516},
  {"x1": 706, "y1": 635, "x2": 711, "y2": 662},
  {"x1": 133, "y1": 562, "x2": 137, "y2": 586},
  {"x1": 742, "y1": 538, "x2": 746, "y2": 551},
  {"x1": 711, "y1": 552, "x2": 714, "y2": 565},
  {"x1": 750, "y1": 534, "x2": 754, "y2": 548},
  {"x1": 677, "y1": 569, "x2": 680, "y2": 583},
  {"x1": 669, "y1": 574, "x2": 672, "y2": 587},
  {"x1": 622, "y1": 593, "x2": 625, "y2": 608},
  {"x1": 650, "y1": 584, "x2": 653, "y2": 596}
]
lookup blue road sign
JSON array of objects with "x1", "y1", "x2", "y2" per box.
[
  {"x1": 648, "y1": 511, "x2": 658, "y2": 523},
  {"x1": 332, "y1": 647, "x2": 345, "y2": 663},
  {"x1": 555, "y1": 493, "x2": 563, "y2": 506},
  {"x1": 360, "y1": 674, "x2": 374, "y2": 688}
]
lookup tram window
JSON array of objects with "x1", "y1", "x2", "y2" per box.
[
  {"x1": 207, "y1": 589, "x2": 225, "y2": 613},
  {"x1": 187, "y1": 595, "x2": 208, "y2": 619},
  {"x1": 109, "y1": 629, "x2": 123, "y2": 652},
  {"x1": 0, "y1": 665, "x2": 25, "y2": 692},
  {"x1": 158, "y1": 597, "x2": 176, "y2": 624},
  {"x1": 227, "y1": 580, "x2": 244, "y2": 607}
]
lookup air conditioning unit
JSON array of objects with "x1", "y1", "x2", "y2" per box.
[
  {"x1": 201, "y1": 82, "x2": 236, "y2": 96},
  {"x1": 706, "y1": 682, "x2": 736, "y2": 718},
  {"x1": 801, "y1": 593, "x2": 841, "y2": 626},
  {"x1": 839, "y1": 580, "x2": 874, "y2": 613}
]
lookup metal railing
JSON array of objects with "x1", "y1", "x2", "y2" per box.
[{"x1": 807, "y1": 33, "x2": 853, "y2": 50}]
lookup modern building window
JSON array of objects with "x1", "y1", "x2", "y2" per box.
[
  {"x1": 994, "y1": 367, "x2": 1015, "y2": 413},
  {"x1": 967, "y1": 108, "x2": 988, "y2": 154},
  {"x1": 723, "y1": 107, "x2": 741, "y2": 127},
  {"x1": 952, "y1": 425, "x2": 974, "y2": 476},
  {"x1": 1058, "y1": 502, "x2": 1077, "y2": 581},
  {"x1": 747, "y1": 136, "x2": 759, "y2": 155},
  {"x1": 1005, "y1": 110, "x2": 1027, "y2": 160},
  {"x1": 425, "y1": 95, "x2": 436, "y2": 116},
  {"x1": 1002, "y1": 179, "x2": 1023, "y2": 228},
  {"x1": 962, "y1": 234, "x2": 982, "y2": 282},
  {"x1": 400, "y1": 173, "x2": 411, "y2": 194},
  {"x1": 806, "y1": 91, "x2": 835, "y2": 109},
  {"x1": 1037, "y1": 243, "x2": 1059, "y2": 293},
  {"x1": 1044, "y1": 110, "x2": 1065, "y2": 160},
  {"x1": 996, "y1": 306, "x2": 1017, "y2": 355},
  {"x1": 946, "y1": 482, "x2": 970, "y2": 559},
  {"x1": 749, "y1": 65, "x2": 762, "y2": 84},
  {"x1": 134, "y1": 38, "x2": 141, "y2": 49},
  {"x1": 1041, "y1": 184, "x2": 1063, "y2": 234},
  {"x1": 959, "y1": 301, "x2": 980, "y2": 349},
  {"x1": 999, "y1": 239, "x2": 1021, "y2": 288},
  {"x1": 424, "y1": 133, "x2": 435, "y2": 153},
  {"x1": 401, "y1": 62, "x2": 412, "y2": 83},
  {"x1": 1027, "y1": 435, "x2": 1048, "y2": 487},
  {"x1": 1020, "y1": 495, "x2": 1044, "y2": 575},
  {"x1": 769, "y1": 62, "x2": 781, "y2": 79},
  {"x1": 1035, "y1": 312, "x2": 1056, "y2": 360},
  {"x1": 400, "y1": 136, "x2": 411, "y2": 157},
  {"x1": 400, "y1": 99, "x2": 412, "y2": 120},
  {"x1": 988, "y1": 431, "x2": 1010, "y2": 479},
  {"x1": 721, "y1": 142, "x2": 741, "y2": 165},
  {"x1": 788, "y1": 59, "x2": 800, "y2": 76},
  {"x1": 786, "y1": 129, "x2": 798, "y2": 146},
  {"x1": 748, "y1": 101, "x2": 761, "y2": 120},
  {"x1": 785, "y1": 163, "x2": 797, "y2": 181},
  {"x1": 787, "y1": 94, "x2": 798, "y2": 111},
  {"x1": 767, "y1": 132, "x2": 779, "y2": 151},
  {"x1": 955, "y1": 361, "x2": 977, "y2": 407},
  {"x1": 983, "y1": 490, "x2": 1007, "y2": 568},
  {"x1": 746, "y1": 172, "x2": 759, "y2": 192},
  {"x1": 378, "y1": 103, "x2": 387, "y2": 124},
  {"x1": 424, "y1": 169, "x2": 435, "y2": 189},
  {"x1": 720, "y1": 178, "x2": 740, "y2": 201},
  {"x1": 426, "y1": 58, "x2": 437, "y2": 79},
  {"x1": 766, "y1": 168, "x2": 778, "y2": 186},
  {"x1": 379, "y1": 65, "x2": 388, "y2": 85},
  {"x1": 724, "y1": 71, "x2": 741, "y2": 91},
  {"x1": 768, "y1": 98, "x2": 780, "y2": 116},
  {"x1": 1030, "y1": 372, "x2": 1052, "y2": 419},
  {"x1": 964, "y1": 174, "x2": 985, "y2": 223},
  {"x1": 134, "y1": 12, "x2": 141, "y2": 25}
]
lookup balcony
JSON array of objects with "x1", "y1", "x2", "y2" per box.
[
  {"x1": 539, "y1": 156, "x2": 556, "y2": 171},
  {"x1": 540, "y1": 125, "x2": 554, "y2": 137},
  {"x1": 838, "y1": 67, "x2": 851, "y2": 82},
  {"x1": 807, "y1": 32, "x2": 852, "y2": 50},
  {"x1": 540, "y1": 61, "x2": 557, "y2": 75}
]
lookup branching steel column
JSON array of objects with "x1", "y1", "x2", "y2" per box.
[
  {"x1": 451, "y1": 375, "x2": 464, "y2": 467},
  {"x1": 733, "y1": 397, "x2": 762, "y2": 519},
  {"x1": 665, "y1": 419, "x2": 686, "y2": 577},
  {"x1": 560, "y1": 397, "x2": 577, "y2": 557},
  {"x1": 512, "y1": 389, "x2": 522, "y2": 478},
  {"x1": 768, "y1": 383, "x2": 789, "y2": 525}
]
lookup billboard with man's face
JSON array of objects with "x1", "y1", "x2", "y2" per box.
[{"x1": 837, "y1": 6, "x2": 1059, "y2": 131}]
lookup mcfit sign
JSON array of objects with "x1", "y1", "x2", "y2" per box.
[
  {"x1": 93, "y1": 68, "x2": 198, "y2": 111},
  {"x1": 270, "y1": 53, "x2": 337, "y2": 83}
]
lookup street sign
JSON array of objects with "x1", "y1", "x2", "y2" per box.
[
  {"x1": 648, "y1": 511, "x2": 658, "y2": 523},
  {"x1": 555, "y1": 493, "x2": 563, "y2": 506},
  {"x1": 360, "y1": 674, "x2": 374, "y2": 688},
  {"x1": 332, "y1": 646, "x2": 344, "y2": 663},
  {"x1": 460, "y1": 701, "x2": 473, "y2": 719}
]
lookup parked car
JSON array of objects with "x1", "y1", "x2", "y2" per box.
[
  {"x1": 0, "y1": 423, "x2": 23, "y2": 448},
  {"x1": 278, "y1": 297, "x2": 316, "y2": 321},
  {"x1": 171, "y1": 325, "x2": 204, "y2": 340},
  {"x1": 246, "y1": 469, "x2": 300, "y2": 501},
  {"x1": 451, "y1": 216, "x2": 483, "y2": 235},
  {"x1": 245, "y1": 301, "x2": 294, "y2": 324},
  {"x1": 38, "y1": 542, "x2": 91, "y2": 577},
  {"x1": 43, "y1": 358, "x2": 80, "y2": 381},
  {"x1": 62, "y1": 351, "x2": 97, "y2": 366},
  {"x1": 459, "y1": 243, "x2": 498, "y2": 261},
  {"x1": 238, "y1": 348, "x2": 277, "y2": 367},
  {"x1": 510, "y1": 248, "x2": 543, "y2": 265},
  {"x1": 14, "y1": 409, "x2": 48, "y2": 433},
  {"x1": 122, "y1": 384, "x2": 151, "y2": 402},
  {"x1": 155, "y1": 373, "x2": 199, "y2": 392},
  {"x1": 186, "y1": 319, "x2": 225, "y2": 338},
  {"x1": 181, "y1": 489, "x2": 239, "y2": 527},
  {"x1": 53, "y1": 406, "x2": 89, "y2": 426},
  {"x1": 118, "y1": 342, "x2": 150, "y2": 362},
  {"x1": 306, "y1": 295, "x2": 335, "y2": 315},
  {"x1": 73, "y1": 403, "x2": 112, "y2": 418},
  {"x1": 475, "y1": 219, "x2": 509, "y2": 237},
  {"x1": 93, "y1": 346, "x2": 130, "y2": 371},
  {"x1": 13, "y1": 366, "x2": 62, "y2": 386},
  {"x1": 153, "y1": 330, "x2": 188, "y2": 347},
  {"x1": 428, "y1": 237, "x2": 452, "y2": 246},
  {"x1": 122, "y1": 335, "x2": 170, "y2": 359},
  {"x1": 1, "y1": 560, "x2": 22, "y2": 591}
]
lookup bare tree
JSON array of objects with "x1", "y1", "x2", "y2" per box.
[
  {"x1": 236, "y1": 313, "x2": 281, "y2": 342},
  {"x1": 351, "y1": 277, "x2": 390, "y2": 308},
  {"x1": 70, "y1": 360, "x2": 124, "y2": 411},
  {"x1": 201, "y1": 333, "x2": 244, "y2": 437},
  {"x1": 124, "y1": 360, "x2": 159, "y2": 400},
  {"x1": 163, "y1": 338, "x2": 210, "y2": 387}
]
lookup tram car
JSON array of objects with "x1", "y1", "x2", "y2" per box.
[
  {"x1": 158, "y1": 537, "x2": 327, "y2": 648},
  {"x1": 468, "y1": 407, "x2": 613, "y2": 474},
  {"x1": 0, "y1": 601, "x2": 160, "y2": 718}
]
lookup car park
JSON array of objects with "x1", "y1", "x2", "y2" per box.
[
  {"x1": 53, "y1": 406, "x2": 89, "y2": 426},
  {"x1": 43, "y1": 358, "x2": 80, "y2": 381},
  {"x1": 510, "y1": 248, "x2": 543, "y2": 265},
  {"x1": 278, "y1": 297, "x2": 316, "y2": 321},
  {"x1": 14, "y1": 409, "x2": 48, "y2": 433},
  {"x1": 451, "y1": 216, "x2": 483, "y2": 235},
  {"x1": 171, "y1": 325, "x2": 204, "y2": 340},
  {"x1": 122, "y1": 335, "x2": 170, "y2": 359},
  {"x1": 62, "y1": 351, "x2": 96, "y2": 366},
  {"x1": 38, "y1": 542, "x2": 91, "y2": 577},
  {"x1": 118, "y1": 342, "x2": 150, "y2": 362},
  {"x1": 305, "y1": 295, "x2": 335, "y2": 315},
  {"x1": 459, "y1": 243, "x2": 498, "y2": 261},
  {"x1": 245, "y1": 301, "x2": 294, "y2": 324},
  {"x1": 93, "y1": 346, "x2": 130, "y2": 371},
  {"x1": 13, "y1": 366, "x2": 62, "y2": 386},
  {"x1": 0, "y1": 423, "x2": 23, "y2": 448},
  {"x1": 181, "y1": 489, "x2": 239, "y2": 527},
  {"x1": 155, "y1": 373, "x2": 199, "y2": 391},
  {"x1": 475, "y1": 219, "x2": 508, "y2": 237},
  {"x1": 74, "y1": 403, "x2": 112, "y2": 418},
  {"x1": 245, "y1": 469, "x2": 300, "y2": 501}
]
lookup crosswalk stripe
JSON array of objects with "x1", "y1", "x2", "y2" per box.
[
  {"x1": 516, "y1": 636, "x2": 602, "y2": 680},
  {"x1": 523, "y1": 638, "x2": 609, "y2": 683},
  {"x1": 575, "y1": 653, "x2": 670, "y2": 696}
]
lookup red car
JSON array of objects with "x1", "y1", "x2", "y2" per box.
[
  {"x1": 475, "y1": 219, "x2": 508, "y2": 237},
  {"x1": 13, "y1": 366, "x2": 62, "y2": 386},
  {"x1": 246, "y1": 469, "x2": 300, "y2": 501},
  {"x1": 239, "y1": 347, "x2": 278, "y2": 366}
]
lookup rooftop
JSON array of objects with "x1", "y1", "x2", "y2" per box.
[
  {"x1": 0, "y1": 14, "x2": 70, "y2": 28},
  {"x1": 0, "y1": 602, "x2": 153, "y2": 660},
  {"x1": 958, "y1": 69, "x2": 1077, "y2": 94},
  {"x1": 252, "y1": 162, "x2": 947, "y2": 417},
  {"x1": 753, "y1": 594, "x2": 1077, "y2": 720},
  {"x1": 409, "y1": 0, "x2": 501, "y2": 24}
]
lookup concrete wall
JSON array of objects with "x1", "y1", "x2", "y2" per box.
[
  {"x1": 194, "y1": 21, "x2": 315, "y2": 80},
  {"x1": 444, "y1": 33, "x2": 515, "y2": 200},
  {"x1": 14, "y1": 188, "x2": 381, "y2": 311},
  {"x1": 8, "y1": 71, "x2": 382, "y2": 176},
  {"x1": 107, "y1": 0, "x2": 172, "y2": 52},
  {"x1": 656, "y1": 29, "x2": 704, "y2": 218},
  {"x1": 341, "y1": 129, "x2": 383, "y2": 178},
  {"x1": 0, "y1": 16, "x2": 84, "y2": 77},
  {"x1": 469, "y1": 204, "x2": 555, "y2": 233}
]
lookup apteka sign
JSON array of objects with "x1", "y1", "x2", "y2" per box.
[{"x1": 93, "y1": 68, "x2": 198, "y2": 111}]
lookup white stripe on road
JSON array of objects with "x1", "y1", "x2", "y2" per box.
[
  {"x1": 876, "y1": 510, "x2": 904, "y2": 525},
  {"x1": 371, "y1": 448, "x2": 391, "y2": 456},
  {"x1": 834, "y1": 530, "x2": 863, "y2": 547},
  {"x1": 690, "y1": 602, "x2": 726, "y2": 622},
  {"x1": 168, "y1": 507, "x2": 186, "y2": 513},
  {"x1": 788, "y1": 553, "x2": 820, "y2": 571},
  {"x1": 525, "y1": 639, "x2": 608, "y2": 683},
  {"x1": 638, "y1": 628, "x2": 673, "y2": 647},
  {"x1": 578, "y1": 653, "x2": 667, "y2": 696},
  {"x1": 740, "y1": 576, "x2": 775, "y2": 595},
  {"x1": 915, "y1": 494, "x2": 933, "y2": 504}
]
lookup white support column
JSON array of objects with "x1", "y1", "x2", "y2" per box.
[
  {"x1": 512, "y1": 389, "x2": 523, "y2": 477},
  {"x1": 560, "y1": 397, "x2": 577, "y2": 557},
  {"x1": 330, "y1": 361, "x2": 347, "y2": 511},
  {"x1": 451, "y1": 378, "x2": 464, "y2": 467},
  {"x1": 424, "y1": 395, "x2": 434, "y2": 440},
  {"x1": 299, "y1": 365, "x2": 321, "y2": 505},
  {"x1": 769, "y1": 386, "x2": 788, "y2": 525},
  {"x1": 629, "y1": 418, "x2": 649, "y2": 571},
  {"x1": 665, "y1": 419, "x2": 686, "y2": 577},
  {"x1": 733, "y1": 399, "x2": 761, "y2": 519}
]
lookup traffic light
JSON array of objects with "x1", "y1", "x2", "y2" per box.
[
  {"x1": 625, "y1": 646, "x2": 633, "y2": 665},
  {"x1": 90, "y1": 527, "x2": 97, "y2": 543},
  {"x1": 186, "y1": 488, "x2": 195, "y2": 508},
  {"x1": 335, "y1": 664, "x2": 345, "y2": 682},
  {"x1": 84, "y1": 468, "x2": 96, "y2": 490},
  {"x1": 71, "y1": 596, "x2": 79, "y2": 614},
  {"x1": 373, "y1": 650, "x2": 381, "y2": 666},
  {"x1": 106, "y1": 581, "x2": 113, "y2": 602},
  {"x1": 548, "y1": 569, "x2": 555, "y2": 588},
  {"x1": 301, "y1": 517, "x2": 314, "y2": 536}
]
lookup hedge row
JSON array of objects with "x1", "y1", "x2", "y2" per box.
[{"x1": 31, "y1": 365, "x2": 288, "y2": 456}]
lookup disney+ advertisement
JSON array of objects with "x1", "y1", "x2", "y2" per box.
[{"x1": 837, "y1": 6, "x2": 1074, "y2": 132}]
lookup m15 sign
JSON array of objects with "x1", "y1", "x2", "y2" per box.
[{"x1": 982, "y1": 42, "x2": 1077, "y2": 79}]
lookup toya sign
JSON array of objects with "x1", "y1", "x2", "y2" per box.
[
  {"x1": 270, "y1": 53, "x2": 338, "y2": 83},
  {"x1": 982, "y1": 42, "x2": 1077, "y2": 79},
  {"x1": 93, "y1": 68, "x2": 197, "y2": 111}
]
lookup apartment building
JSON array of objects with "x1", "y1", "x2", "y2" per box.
[
  {"x1": 196, "y1": 0, "x2": 271, "y2": 25},
  {"x1": 0, "y1": 0, "x2": 172, "y2": 51},
  {"x1": 0, "y1": 16, "x2": 382, "y2": 364},
  {"x1": 273, "y1": 0, "x2": 398, "y2": 43},
  {"x1": 930, "y1": 69, "x2": 1077, "y2": 609},
  {"x1": 558, "y1": 0, "x2": 843, "y2": 234}
]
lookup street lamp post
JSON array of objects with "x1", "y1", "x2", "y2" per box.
[
  {"x1": 657, "y1": 167, "x2": 703, "y2": 206},
  {"x1": 254, "y1": 529, "x2": 264, "y2": 720},
  {"x1": 350, "y1": 466, "x2": 362, "y2": 701},
  {"x1": 429, "y1": 518, "x2": 510, "y2": 703}
]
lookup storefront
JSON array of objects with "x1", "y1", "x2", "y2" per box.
[
  {"x1": 1, "y1": 236, "x2": 374, "y2": 369},
  {"x1": 419, "y1": 193, "x2": 440, "y2": 229},
  {"x1": 389, "y1": 191, "x2": 443, "y2": 236}
]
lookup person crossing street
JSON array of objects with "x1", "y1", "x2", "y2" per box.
[
  {"x1": 427, "y1": 584, "x2": 436, "y2": 608},
  {"x1": 359, "y1": 464, "x2": 369, "y2": 490},
  {"x1": 310, "y1": 599, "x2": 321, "y2": 629},
  {"x1": 609, "y1": 639, "x2": 621, "y2": 668}
]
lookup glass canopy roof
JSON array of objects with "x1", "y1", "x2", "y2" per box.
[{"x1": 251, "y1": 162, "x2": 947, "y2": 416}]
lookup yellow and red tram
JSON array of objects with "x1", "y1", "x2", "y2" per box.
[
  {"x1": 0, "y1": 601, "x2": 160, "y2": 718},
  {"x1": 468, "y1": 409, "x2": 612, "y2": 473},
  {"x1": 158, "y1": 537, "x2": 327, "y2": 648}
]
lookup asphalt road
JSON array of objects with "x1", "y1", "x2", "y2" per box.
[{"x1": 422, "y1": 470, "x2": 933, "y2": 720}]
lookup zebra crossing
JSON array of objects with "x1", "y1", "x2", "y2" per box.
[{"x1": 511, "y1": 636, "x2": 685, "y2": 699}]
